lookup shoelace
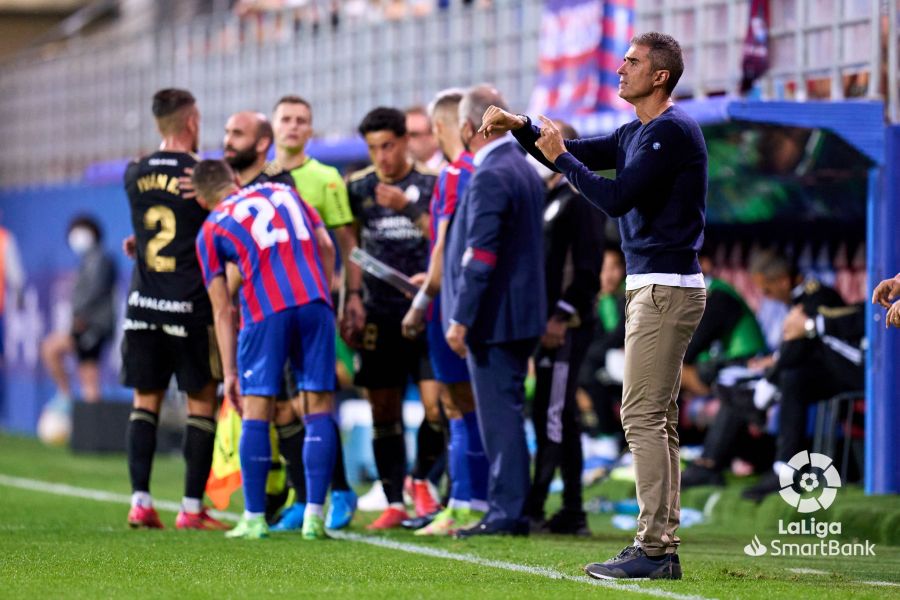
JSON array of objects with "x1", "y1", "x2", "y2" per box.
[{"x1": 613, "y1": 545, "x2": 640, "y2": 561}]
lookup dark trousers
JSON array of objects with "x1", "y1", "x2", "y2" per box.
[
  {"x1": 775, "y1": 346, "x2": 863, "y2": 463},
  {"x1": 527, "y1": 324, "x2": 592, "y2": 519},
  {"x1": 466, "y1": 338, "x2": 536, "y2": 525}
]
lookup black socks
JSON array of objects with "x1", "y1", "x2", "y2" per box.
[
  {"x1": 127, "y1": 409, "x2": 158, "y2": 493},
  {"x1": 373, "y1": 421, "x2": 406, "y2": 504},
  {"x1": 183, "y1": 415, "x2": 216, "y2": 501},
  {"x1": 276, "y1": 419, "x2": 307, "y2": 502}
]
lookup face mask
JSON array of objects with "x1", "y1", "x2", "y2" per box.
[
  {"x1": 526, "y1": 153, "x2": 555, "y2": 181},
  {"x1": 68, "y1": 227, "x2": 95, "y2": 255}
]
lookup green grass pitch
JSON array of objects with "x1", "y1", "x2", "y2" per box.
[{"x1": 1, "y1": 433, "x2": 899, "y2": 599}]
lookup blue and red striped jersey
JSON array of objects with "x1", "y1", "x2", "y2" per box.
[
  {"x1": 429, "y1": 152, "x2": 475, "y2": 251},
  {"x1": 196, "y1": 182, "x2": 330, "y2": 324}
]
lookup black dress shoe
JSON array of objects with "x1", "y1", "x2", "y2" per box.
[
  {"x1": 454, "y1": 518, "x2": 529, "y2": 539},
  {"x1": 681, "y1": 464, "x2": 725, "y2": 488},
  {"x1": 742, "y1": 471, "x2": 782, "y2": 502},
  {"x1": 544, "y1": 509, "x2": 591, "y2": 536}
]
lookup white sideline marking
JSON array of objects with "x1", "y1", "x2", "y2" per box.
[
  {"x1": 859, "y1": 581, "x2": 900, "y2": 587},
  {"x1": 328, "y1": 530, "x2": 713, "y2": 600},
  {"x1": 0, "y1": 474, "x2": 239, "y2": 523},
  {"x1": 0, "y1": 473, "x2": 714, "y2": 600}
]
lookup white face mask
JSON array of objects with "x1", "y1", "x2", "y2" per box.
[
  {"x1": 526, "y1": 153, "x2": 555, "y2": 181},
  {"x1": 68, "y1": 227, "x2": 96, "y2": 256}
]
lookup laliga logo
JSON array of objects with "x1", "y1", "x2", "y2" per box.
[{"x1": 778, "y1": 451, "x2": 842, "y2": 513}]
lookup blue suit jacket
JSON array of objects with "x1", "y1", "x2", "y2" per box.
[{"x1": 443, "y1": 140, "x2": 546, "y2": 345}]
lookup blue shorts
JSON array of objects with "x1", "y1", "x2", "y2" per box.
[
  {"x1": 238, "y1": 301, "x2": 335, "y2": 396},
  {"x1": 426, "y1": 295, "x2": 470, "y2": 384}
]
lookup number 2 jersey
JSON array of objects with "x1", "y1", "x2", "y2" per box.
[
  {"x1": 123, "y1": 151, "x2": 212, "y2": 328},
  {"x1": 195, "y1": 182, "x2": 331, "y2": 325}
]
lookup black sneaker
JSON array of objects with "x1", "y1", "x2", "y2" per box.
[
  {"x1": 543, "y1": 509, "x2": 591, "y2": 536},
  {"x1": 670, "y1": 553, "x2": 682, "y2": 580},
  {"x1": 741, "y1": 471, "x2": 781, "y2": 502},
  {"x1": 584, "y1": 545, "x2": 677, "y2": 580},
  {"x1": 681, "y1": 464, "x2": 725, "y2": 488}
]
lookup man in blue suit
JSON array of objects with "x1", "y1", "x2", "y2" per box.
[{"x1": 443, "y1": 84, "x2": 546, "y2": 537}]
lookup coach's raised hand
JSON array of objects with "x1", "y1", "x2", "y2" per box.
[
  {"x1": 477, "y1": 105, "x2": 525, "y2": 138},
  {"x1": 535, "y1": 116, "x2": 567, "y2": 163}
]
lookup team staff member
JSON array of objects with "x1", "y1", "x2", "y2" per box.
[
  {"x1": 344, "y1": 107, "x2": 441, "y2": 530},
  {"x1": 526, "y1": 120, "x2": 605, "y2": 537},
  {"x1": 481, "y1": 32, "x2": 707, "y2": 579},
  {"x1": 269, "y1": 95, "x2": 358, "y2": 531},
  {"x1": 445, "y1": 84, "x2": 546, "y2": 539},
  {"x1": 122, "y1": 89, "x2": 227, "y2": 532},
  {"x1": 194, "y1": 162, "x2": 337, "y2": 541}
]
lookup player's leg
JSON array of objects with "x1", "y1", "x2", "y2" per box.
[
  {"x1": 172, "y1": 325, "x2": 226, "y2": 530},
  {"x1": 300, "y1": 391, "x2": 337, "y2": 539},
  {"x1": 366, "y1": 386, "x2": 407, "y2": 529},
  {"x1": 354, "y1": 312, "x2": 410, "y2": 530},
  {"x1": 226, "y1": 312, "x2": 290, "y2": 539},
  {"x1": 73, "y1": 329, "x2": 108, "y2": 403},
  {"x1": 75, "y1": 361, "x2": 102, "y2": 403},
  {"x1": 526, "y1": 343, "x2": 558, "y2": 525},
  {"x1": 411, "y1": 377, "x2": 444, "y2": 518},
  {"x1": 290, "y1": 301, "x2": 339, "y2": 539},
  {"x1": 416, "y1": 383, "x2": 466, "y2": 535},
  {"x1": 271, "y1": 394, "x2": 307, "y2": 532},
  {"x1": 126, "y1": 388, "x2": 166, "y2": 528},
  {"x1": 40, "y1": 331, "x2": 74, "y2": 401},
  {"x1": 225, "y1": 393, "x2": 275, "y2": 539},
  {"x1": 121, "y1": 327, "x2": 171, "y2": 529}
]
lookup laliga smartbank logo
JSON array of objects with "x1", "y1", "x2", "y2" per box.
[{"x1": 743, "y1": 451, "x2": 876, "y2": 558}]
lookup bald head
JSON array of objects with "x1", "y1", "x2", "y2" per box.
[
  {"x1": 224, "y1": 111, "x2": 274, "y2": 171},
  {"x1": 459, "y1": 84, "x2": 508, "y2": 133}
]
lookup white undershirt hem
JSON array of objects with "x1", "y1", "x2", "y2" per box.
[{"x1": 625, "y1": 272, "x2": 706, "y2": 291}]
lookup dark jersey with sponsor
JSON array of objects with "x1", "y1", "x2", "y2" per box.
[
  {"x1": 348, "y1": 164, "x2": 435, "y2": 316},
  {"x1": 124, "y1": 151, "x2": 212, "y2": 326},
  {"x1": 246, "y1": 164, "x2": 296, "y2": 189}
]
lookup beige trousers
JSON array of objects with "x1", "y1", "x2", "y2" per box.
[{"x1": 621, "y1": 284, "x2": 706, "y2": 556}]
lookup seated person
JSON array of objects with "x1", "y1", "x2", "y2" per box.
[
  {"x1": 40, "y1": 215, "x2": 117, "y2": 406},
  {"x1": 742, "y1": 302, "x2": 865, "y2": 500},
  {"x1": 682, "y1": 249, "x2": 844, "y2": 487}
]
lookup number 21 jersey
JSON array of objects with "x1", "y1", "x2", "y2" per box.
[{"x1": 123, "y1": 151, "x2": 212, "y2": 327}]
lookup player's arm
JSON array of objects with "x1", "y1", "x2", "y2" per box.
[
  {"x1": 374, "y1": 182, "x2": 430, "y2": 236},
  {"x1": 332, "y1": 224, "x2": 355, "y2": 291},
  {"x1": 207, "y1": 275, "x2": 239, "y2": 409},
  {"x1": 402, "y1": 218, "x2": 449, "y2": 339},
  {"x1": 225, "y1": 262, "x2": 243, "y2": 298},
  {"x1": 314, "y1": 224, "x2": 335, "y2": 295}
]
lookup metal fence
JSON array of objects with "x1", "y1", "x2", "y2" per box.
[{"x1": 0, "y1": 0, "x2": 890, "y2": 186}]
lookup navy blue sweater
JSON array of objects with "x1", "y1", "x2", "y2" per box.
[{"x1": 513, "y1": 105, "x2": 707, "y2": 275}]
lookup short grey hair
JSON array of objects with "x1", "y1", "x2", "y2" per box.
[{"x1": 459, "y1": 84, "x2": 509, "y2": 129}]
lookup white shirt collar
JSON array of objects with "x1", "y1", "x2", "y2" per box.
[{"x1": 473, "y1": 134, "x2": 513, "y2": 166}]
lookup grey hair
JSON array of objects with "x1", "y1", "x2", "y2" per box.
[{"x1": 459, "y1": 84, "x2": 509, "y2": 129}]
